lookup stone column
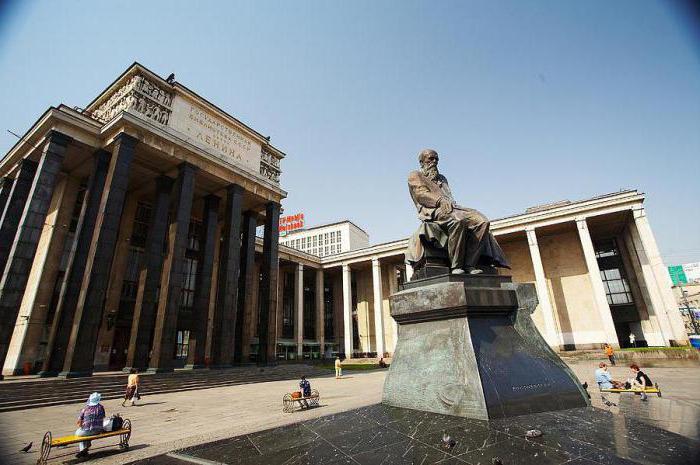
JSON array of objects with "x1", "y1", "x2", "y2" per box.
[
  {"x1": 40, "y1": 150, "x2": 112, "y2": 376},
  {"x1": 0, "y1": 159, "x2": 38, "y2": 275},
  {"x1": 92, "y1": 195, "x2": 138, "y2": 371},
  {"x1": 185, "y1": 194, "x2": 220, "y2": 369},
  {"x1": 576, "y1": 218, "x2": 620, "y2": 347},
  {"x1": 148, "y1": 163, "x2": 196, "y2": 373},
  {"x1": 233, "y1": 211, "x2": 256, "y2": 364},
  {"x1": 387, "y1": 265, "x2": 399, "y2": 354},
  {"x1": 372, "y1": 258, "x2": 386, "y2": 357},
  {"x1": 0, "y1": 177, "x2": 14, "y2": 224},
  {"x1": 295, "y1": 263, "x2": 304, "y2": 357},
  {"x1": 209, "y1": 184, "x2": 244, "y2": 368},
  {"x1": 0, "y1": 131, "x2": 69, "y2": 378},
  {"x1": 315, "y1": 269, "x2": 325, "y2": 357},
  {"x1": 342, "y1": 264, "x2": 353, "y2": 358},
  {"x1": 60, "y1": 133, "x2": 137, "y2": 377},
  {"x1": 525, "y1": 227, "x2": 560, "y2": 347},
  {"x1": 123, "y1": 176, "x2": 174, "y2": 371},
  {"x1": 258, "y1": 201, "x2": 280, "y2": 366},
  {"x1": 621, "y1": 228, "x2": 666, "y2": 346},
  {"x1": 2, "y1": 175, "x2": 78, "y2": 375},
  {"x1": 628, "y1": 209, "x2": 680, "y2": 344}
]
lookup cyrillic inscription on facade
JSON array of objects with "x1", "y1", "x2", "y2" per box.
[{"x1": 169, "y1": 96, "x2": 262, "y2": 173}]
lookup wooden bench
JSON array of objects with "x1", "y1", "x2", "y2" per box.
[
  {"x1": 282, "y1": 390, "x2": 320, "y2": 413},
  {"x1": 38, "y1": 419, "x2": 131, "y2": 464},
  {"x1": 599, "y1": 383, "x2": 662, "y2": 397}
]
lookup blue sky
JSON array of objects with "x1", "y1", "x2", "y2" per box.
[{"x1": 0, "y1": 0, "x2": 698, "y2": 264}]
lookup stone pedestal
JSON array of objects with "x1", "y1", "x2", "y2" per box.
[{"x1": 382, "y1": 274, "x2": 589, "y2": 420}]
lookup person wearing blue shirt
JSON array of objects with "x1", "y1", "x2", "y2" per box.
[{"x1": 595, "y1": 362, "x2": 623, "y2": 389}]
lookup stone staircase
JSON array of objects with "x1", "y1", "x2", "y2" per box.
[{"x1": 0, "y1": 364, "x2": 331, "y2": 412}]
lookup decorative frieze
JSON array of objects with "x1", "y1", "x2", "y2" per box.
[
  {"x1": 260, "y1": 148, "x2": 281, "y2": 184},
  {"x1": 91, "y1": 74, "x2": 173, "y2": 126}
]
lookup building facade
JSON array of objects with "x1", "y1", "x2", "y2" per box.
[
  {"x1": 280, "y1": 220, "x2": 369, "y2": 257},
  {"x1": 0, "y1": 65, "x2": 689, "y2": 377}
]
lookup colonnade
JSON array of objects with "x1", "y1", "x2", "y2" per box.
[{"x1": 0, "y1": 130, "x2": 281, "y2": 378}]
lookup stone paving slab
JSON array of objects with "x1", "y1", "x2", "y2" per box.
[
  {"x1": 131, "y1": 403, "x2": 700, "y2": 465},
  {"x1": 0, "y1": 361, "x2": 698, "y2": 464}
]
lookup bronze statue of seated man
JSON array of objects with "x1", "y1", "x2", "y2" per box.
[{"x1": 405, "y1": 149, "x2": 509, "y2": 276}]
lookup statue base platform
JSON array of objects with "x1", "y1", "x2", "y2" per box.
[{"x1": 382, "y1": 273, "x2": 589, "y2": 420}]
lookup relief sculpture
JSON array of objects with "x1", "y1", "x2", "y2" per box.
[{"x1": 91, "y1": 73, "x2": 173, "y2": 126}]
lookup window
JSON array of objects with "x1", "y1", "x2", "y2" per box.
[
  {"x1": 594, "y1": 238, "x2": 634, "y2": 306},
  {"x1": 175, "y1": 330, "x2": 190, "y2": 359},
  {"x1": 130, "y1": 202, "x2": 152, "y2": 249},
  {"x1": 180, "y1": 257, "x2": 198, "y2": 309},
  {"x1": 313, "y1": 236, "x2": 317, "y2": 247},
  {"x1": 600, "y1": 268, "x2": 633, "y2": 305},
  {"x1": 337, "y1": 230, "x2": 342, "y2": 243}
]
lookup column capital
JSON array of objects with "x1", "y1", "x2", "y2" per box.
[
  {"x1": 574, "y1": 216, "x2": 588, "y2": 226},
  {"x1": 155, "y1": 174, "x2": 175, "y2": 191},
  {"x1": 178, "y1": 161, "x2": 199, "y2": 174},
  {"x1": 342, "y1": 264, "x2": 351, "y2": 272},
  {"x1": 297, "y1": 262, "x2": 304, "y2": 271},
  {"x1": 525, "y1": 227, "x2": 538, "y2": 246},
  {"x1": 45, "y1": 130, "x2": 73, "y2": 148},
  {"x1": 632, "y1": 207, "x2": 645, "y2": 219},
  {"x1": 113, "y1": 132, "x2": 138, "y2": 149},
  {"x1": 372, "y1": 257, "x2": 380, "y2": 267}
]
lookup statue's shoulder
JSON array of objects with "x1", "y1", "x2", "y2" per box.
[{"x1": 437, "y1": 173, "x2": 449, "y2": 184}]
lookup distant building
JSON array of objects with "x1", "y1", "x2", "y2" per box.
[
  {"x1": 280, "y1": 220, "x2": 369, "y2": 257},
  {"x1": 672, "y1": 283, "x2": 700, "y2": 336}
]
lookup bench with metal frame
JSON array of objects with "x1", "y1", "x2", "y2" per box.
[
  {"x1": 599, "y1": 383, "x2": 662, "y2": 397},
  {"x1": 282, "y1": 390, "x2": 320, "y2": 413},
  {"x1": 37, "y1": 419, "x2": 131, "y2": 464}
]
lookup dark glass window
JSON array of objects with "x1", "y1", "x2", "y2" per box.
[
  {"x1": 175, "y1": 330, "x2": 190, "y2": 359},
  {"x1": 324, "y1": 283, "x2": 334, "y2": 341},
  {"x1": 130, "y1": 202, "x2": 152, "y2": 249},
  {"x1": 594, "y1": 238, "x2": 634, "y2": 306},
  {"x1": 303, "y1": 274, "x2": 315, "y2": 337},
  {"x1": 282, "y1": 272, "x2": 294, "y2": 338},
  {"x1": 180, "y1": 257, "x2": 198, "y2": 309},
  {"x1": 68, "y1": 184, "x2": 87, "y2": 233}
]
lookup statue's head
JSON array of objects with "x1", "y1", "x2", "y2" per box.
[
  {"x1": 418, "y1": 149, "x2": 439, "y2": 169},
  {"x1": 418, "y1": 149, "x2": 440, "y2": 180}
]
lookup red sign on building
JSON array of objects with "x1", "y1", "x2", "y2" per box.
[{"x1": 279, "y1": 213, "x2": 304, "y2": 234}]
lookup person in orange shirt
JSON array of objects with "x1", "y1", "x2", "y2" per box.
[{"x1": 604, "y1": 343, "x2": 616, "y2": 366}]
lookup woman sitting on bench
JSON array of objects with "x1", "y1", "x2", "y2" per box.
[
  {"x1": 595, "y1": 362, "x2": 625, "y2": 389},
  {"x1": 630, "y1": 363, "x2": 653, "y2": 401},
  {"x1": 75, "y1": 392, "x2": 106, "y2": 458}
]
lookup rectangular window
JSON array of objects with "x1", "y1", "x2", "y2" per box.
[
  {"x1": 130, "y1": 202, "x2": 152, "y2": 249},
  {"x1": 175, "y1": 330, "x2": 190, "y2": 359},
  {"x1": 594, "y1": 238, "x2": 634, "y2": 306},
  {"x1": 313, "y1": 236, "x2": 317, "y2": 247}
]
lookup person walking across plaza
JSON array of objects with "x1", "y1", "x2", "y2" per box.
[
  {"x1": 334, "y1": 356, "x2": 342, "y2": 379},
  {"x1": 122, "y1": 368, "x2": 140, "y2": 407},
  {"x1": 630, "y1": 363, "x2": 653, "y2": 401},
  {"x1": 75, "y1": 392, "x2": 105, "y2": 458},
  {"x1": 604, "y1": 343, "x2": 616, "y2": 366}
]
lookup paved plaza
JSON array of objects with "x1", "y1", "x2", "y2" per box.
[{"x1": 0, "y1": 361, "x2": 698, "y2": 465}]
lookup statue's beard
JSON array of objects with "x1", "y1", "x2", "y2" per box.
[{"x1": 421, "y1": 165, "x2": 439, "y2": 181}]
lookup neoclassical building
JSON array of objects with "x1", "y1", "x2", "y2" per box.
[{"x1": 0, "y1": 64, "x2": 688, "y2": 377}]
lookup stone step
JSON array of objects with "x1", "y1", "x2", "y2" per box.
[{"x1": 0, "y1": 365, "x2": 330, "y2": 412}]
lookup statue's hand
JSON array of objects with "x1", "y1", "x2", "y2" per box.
[{"x1": 437, "y1": 197, "x2": 453, "y2": 217}]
